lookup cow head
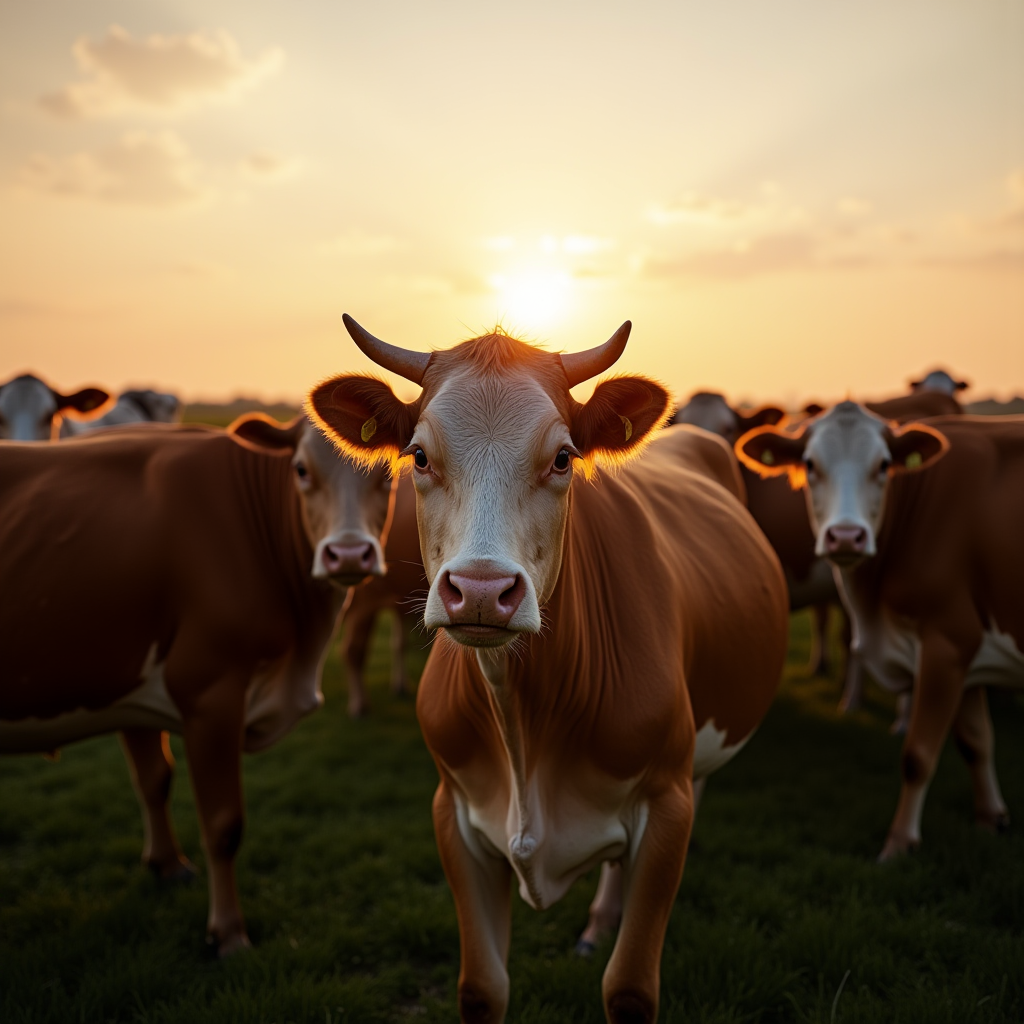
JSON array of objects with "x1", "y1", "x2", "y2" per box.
[
  {"x1": 0, "y1": 373, "x2": 109, "y2": 441},
  {"x1": 230, "y1": 414, "x2": 396, "y2": 587},
  {"x1": 910, "y1": 369, "x2": 969, "y2": 397},
  {"x1": 674, "y1": 391, "x2": 784, "y2": 446},
  {"x1": 736, "y1": 400, "x2": 948, "y2": 567},
  {"x1": 308, "y1": 316, "x2": 670, "y2": 648}
]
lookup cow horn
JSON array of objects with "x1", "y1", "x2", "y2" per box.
[
  {"x1": 342, "y1": 313, "x2": 431, "y2": 385},
  {"x1": 560, "y1": 321, "x2": 632, "y2": 388}
]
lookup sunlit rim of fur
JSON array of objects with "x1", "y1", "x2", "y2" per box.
[
  {"x1": 303, "y1": 387, "x2": 410, "y2": 473},
  {"x1": 576, "y1": 374, "x2": 675, "y2": 482}
]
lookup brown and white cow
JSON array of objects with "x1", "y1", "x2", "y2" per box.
[
  {"x1": 0, "y1": 372, "x2": 109, "y2": 441},
  {"x1": 737, "y1": 403, "x2": 1024, "y2": 860},
  {"x1": 910, "y1": 368, "x2": 969, "y2": 397},
  {"x1": 341, "y1": 470, "x2": 429, "y2": 717},
  {"x1": 0, "y1": 414, "x2": 396, "y2": 953},
  {"x1": 309, "y1": 317, "x2": 789, "y2": 1024},
  {"x1": 60, "y1": 388, "x2": 181, "y2": 437}
]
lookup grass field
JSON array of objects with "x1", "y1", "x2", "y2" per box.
[{"x1": 1, "y1": 612, "x2": 1021, "y2": 1023}]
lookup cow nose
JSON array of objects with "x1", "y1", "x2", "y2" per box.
[
  {"x1": 824, "y1": 524, "x2": 868, "y2": 555},
  {"x1": 322, "y1": 542, "x2": 378, "y2": 577},
  {"x1": 439, "y1": 572, "x2": 526, "y2": 627}
]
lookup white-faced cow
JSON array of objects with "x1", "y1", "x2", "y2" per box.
[
  {"x1": 341, "y1": 471, "x2": 429, "y2": 717},
  {"x1": 910, "y1": 368, "x2": 969, "y2": 397},
  {"x1": 737, "y1": 403, "x2": 1023, "y2": 861},
  {"x1": 0, "y1": 414, "x2": 396, "y2": 953},
  {"x1": 309, "y1": 317, "x2": 789, "y2": 1024},
  {"x1": 60, "y1": 388, "x2": 181, "y2": 437},
  {"x1": 0, "y1": 373, "x2": 109, "y2": 441}
]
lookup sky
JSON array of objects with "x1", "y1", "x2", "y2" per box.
[{"x1": 1, "y1": 0, "x2": 1022, "y2": 407}]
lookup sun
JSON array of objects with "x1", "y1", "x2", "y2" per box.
[{"x1": 489, "y1": 267, "x2": 573, "y2": 330}]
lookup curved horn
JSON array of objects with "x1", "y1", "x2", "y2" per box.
[
  {"x1": 560, "y1": 321, "x2": 632, "y2": 389},
  {"x1": 342, "y1": 313, "x2": 431, "y2": 385}
]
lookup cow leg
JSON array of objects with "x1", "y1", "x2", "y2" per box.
[
  {"x1": 119, "y1": 728, "x2": 195, "y2": 880},
  {"x1": 838, "y1": 643, "x2": 864, "y2": 714},
  {"x1": 390, "y1": 609, "x2": 411, "y2": 698},
  {"x1": 577, "y1": 777, "x2": 705, "y2": 957},
  {"x1": 602, "y1": 784, "x2": 694, "y2": 1024},
  {"x1": 341, "y1": 608, "x2": 375, "y2": 717},
  {"x1": 180, "y1": 680, "x2": 250, "y2": 955},
  {"x1": 433, "y1": 782, "x2": 512, "y2": 1024},
  {"x1": 952, "y1": 687, "x2": 1009, "y2": 832},
  {"x1": 890, "y1": 692, "x2": 912, "y2": 735},
  {"x1": 808, "y1": 603, "x2": 830, "y2": 677},
  {"x1": 880, "y1": 635, "x2": 967, "y2": 861}
]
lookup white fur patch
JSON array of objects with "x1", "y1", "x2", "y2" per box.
[{"x1": 692, "y1": 718, "x2": 750, "y2": 778}]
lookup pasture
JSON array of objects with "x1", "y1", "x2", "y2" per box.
[{"x1": 1, "y1": 612, "x2": 1021, "y2": 1023}]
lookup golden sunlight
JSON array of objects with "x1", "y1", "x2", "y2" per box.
[{"x1": 488, "y1": 267, "x2": 574, "y2": 331}]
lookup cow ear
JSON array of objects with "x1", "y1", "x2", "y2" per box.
[
  {"x1": 736, "y1": 425, "x2": 808, "y2": 481},
  {"x1": 571, "y1": 376, "x2": 671, "y2": 468},
  {"x1": 887, "y1": 424, "x2": 949, "y2": 472},
  {"x1": 307, "y1": 375, "x2": 419, "y2": 468},
  {"x1": 954, "y1": 379, "x2": 969, "y2": 391},
  {"x1": 737, "y1": 405, "x2": 785, "y2": 433},
  {"x1": 230, "y1": 413, "x2": 305, "y2": 452},
  {"x1": 57, "y1": 387, "x2": 109, "y2": 415}
]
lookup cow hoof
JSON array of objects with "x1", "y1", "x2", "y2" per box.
[
  {"x1": 575, "y1": 938, "x2": 596, "y2": 958},
  {"x1": 607, "y1": 990, "x2": 655, "y2": 1024},
  {"x1": 147, "y1": 857, "x2": 197, "y2": 883},
  {"x1": 877, "y1": 835, "x2": 919, "y2": 862},
  {"x1": 976, "y1": 811, "x2": 1010, "y2": 834},
  {"x1": 210, "y1": 931, "x2": 251, "y2": 958}
]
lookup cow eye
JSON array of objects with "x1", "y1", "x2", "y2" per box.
[
  {"x1": 879, "y1": 458, "x2": 891, "y2": 474},
  {"x1": 804, "y1": 458, "x2": 816, "y2": 475},
  {"x1": 552, "y1": 448, "x2": 572, "y2": 473},
  {"x1": 294, "y1": 462, "x2": 308, "y2": 479},
  {"x1": 414, "y1": 447, "x2": 429, "y2": 470}
]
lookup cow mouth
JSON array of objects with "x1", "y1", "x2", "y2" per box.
[
  {"x1": 825, "y1": 551, "x2": 868, "y2": 569},
  {"x1": 444, "y1": 624, "x2": 518, "y2": 647},
  {"x1": 327, "y1": 570, "x2": 376, "y2": 588}
]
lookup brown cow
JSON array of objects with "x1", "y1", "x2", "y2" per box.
[
  {"x1": 309, "y1": 317, "x2": 789, "y2": 1024},
  {"x1": 0, "y1": 372, "x2": 109, "y2": 441},
  {"x1": 341, "y1": 471, "x2": 429, "y2": 717},
  {"x1": 737, "y1": 404, "x2": 1024, "y2": 860},
  {"x1": 0, "y1": 415, "x2": 396, "y2": 953}
]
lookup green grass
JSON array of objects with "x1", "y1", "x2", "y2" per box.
[{"x1": 1, "y1": 612, "x2": 1021, "y2": 1023}]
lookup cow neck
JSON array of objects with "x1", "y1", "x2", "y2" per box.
[
  {"x1": 228, "y1": 440, "x2": 334, "y2": 629},
  {"x1": 471, "y1": 483, "x2": 621, "y2": 770}
]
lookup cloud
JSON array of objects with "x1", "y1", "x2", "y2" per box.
[
  {"x1": 320, "y1": 230, "x2": 406, "y2": 257},
  {"x1": 22, "y1": 131, "x2": 205, "y2": 207},
  {"x1": 640, "y1": 232, "x2": 822, "y2": 280},
  {"x1": 40, "y1": 25, "x2": 283, "y2": 119},
  {"x1": 240, "y1": 151, "x2": 296, "y2": 178}
]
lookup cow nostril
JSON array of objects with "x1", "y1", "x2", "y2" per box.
[{"x1": 498, "y1": 575, "x2": 526, "y2": 613}]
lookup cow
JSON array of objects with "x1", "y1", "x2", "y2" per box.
[
  {"x1": 0, "y1": 414, "x2": 397, "y2": 953},
  {"x1": 341, "y1": 471, "x2": 429, "y2": 717},
  {"x1": 736, "y1": 403, "x2": 1024, "y2": 861},
  {"x1": 673, "y1": 393, "x2": 841, "y2": 676},
  {"x1": 0, "y1": 373, "x2": 109, "y2": 441},
  {"x1": 910, "y1": 368, "x2": 969, "y2": 396},
  {"x1": 60, "y1": 388, "x2": 181, "y2": 437},
  {"x1": 308, "y1": 316, "x2": 789, "y2": 1024}
]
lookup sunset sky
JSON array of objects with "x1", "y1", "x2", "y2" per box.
[{"x1": 1, "y1": 0, "x2": 1022, "y2": 407}]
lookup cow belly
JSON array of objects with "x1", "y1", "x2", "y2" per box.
[
  {"x1": 967, "y1": 622, "x2": 1024, "y2": 690},
  {"x1": 458, "y1": 774, "x2": 644, "y2": 912},
  {"x1": 692, "y1": 718, "x2": 751, "y2": 778},
  {"x1": 0, "y1": 645, "x2": 181, "y2": 753}
]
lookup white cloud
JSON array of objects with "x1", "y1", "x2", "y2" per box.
[
  {"x1": 40, "y1": 25, "x2": 283, "y2": 119},
  {"x1": 320, "y1": 230, "x2": 406, "y2": 256},
  {"x1": 22, "y1": 131, "x2": 205, "y2": 207},
  {"x1": 239, "y1": 151, "x2": 300, "y2": 180}
]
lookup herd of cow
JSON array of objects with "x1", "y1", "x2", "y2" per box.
[{"x1": 1, "y1": 324, "x2": 1020, "y2": 1024}]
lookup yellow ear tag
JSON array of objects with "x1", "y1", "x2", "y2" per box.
[
  {"x1": 761, "y1": 449, "x2": 775, "y2": 466},
  {"x1": 905, "y1": 451, "x2": 922, "y2": 470},
  {"x1": 361, "y1": 417, "x2": 378, "y2": 443},
  {"x1": 621, "y1": 416, "x2": 633, "y2": 442}
]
